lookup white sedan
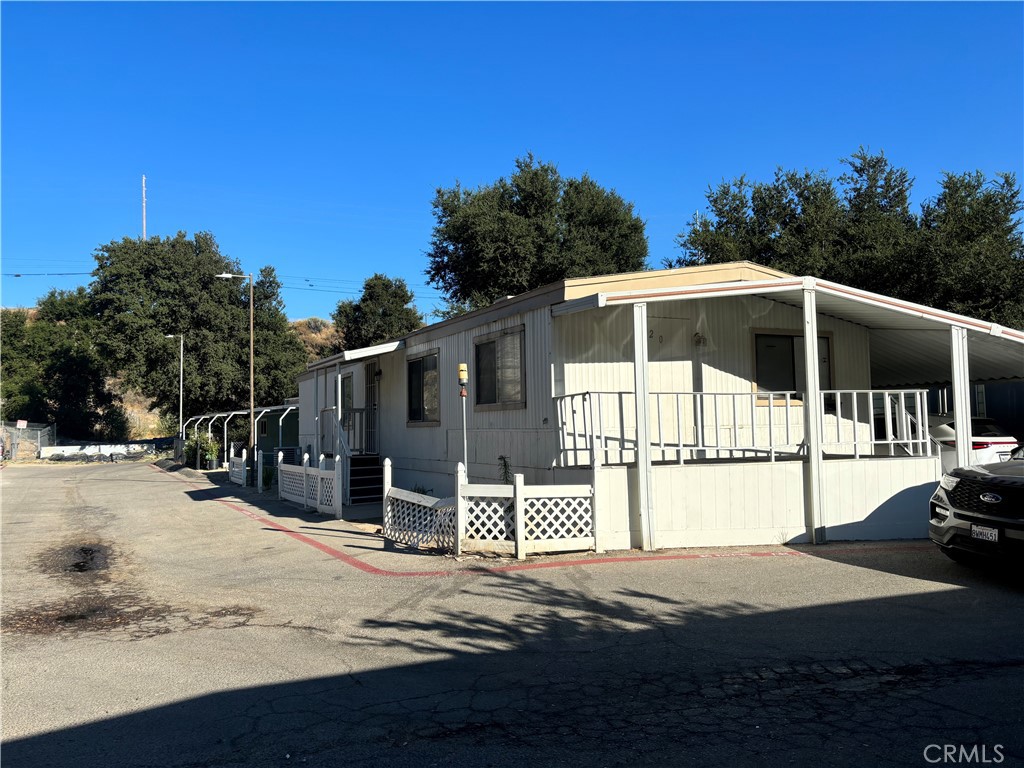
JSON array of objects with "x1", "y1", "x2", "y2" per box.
[{"x1": 928, "y1": 416, "x2": 1020, "y2": 472}]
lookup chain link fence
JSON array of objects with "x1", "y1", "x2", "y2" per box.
[{"x1": 1, "y1": 422, "x2": 57, "y2": 461}]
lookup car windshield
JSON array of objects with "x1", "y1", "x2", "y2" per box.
[{"x1": 971, "y1": 418, "x2": 1011, "y2": 437}]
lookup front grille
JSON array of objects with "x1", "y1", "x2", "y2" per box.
[{"x1": 946, "y1": 476, "x2": 1024, "y2": 520}]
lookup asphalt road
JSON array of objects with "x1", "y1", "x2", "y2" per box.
[{"x1": 2, "y1": 461, "x2": 1022, "y2": 768}]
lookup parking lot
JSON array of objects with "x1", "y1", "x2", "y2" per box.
[{"x1": 2, "y1": 460, "x2": 1023, "y2": 767}]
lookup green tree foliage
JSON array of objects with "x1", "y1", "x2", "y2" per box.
[
  {"x1": 917, "y1": 172, "x2": 1024, "y2": 328},
  {"x1": 0, "y1": 291, "x2": 129, "y2": 440},
  {"x1": 670, "y1": 149, "x2": 1024, "y2": 328},
  {"x1": 252, "y1": 266, "x2": 308, "y2": 405},
  {"x1": 332, "y1": 274, "x2": 422, "y2": 351},
  {"x1": 90, "y1": 232, "x2": 306, "y2": 421},
  {"x1": 426, "y1": 155, "x2": 649, "y2": 314}
]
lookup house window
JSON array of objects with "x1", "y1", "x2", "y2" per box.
[
  {"x1": 340, "y1": 375, "x2": 353, "y2": 410},
  {"x1": 407, "y1": 351, "x2": 439, "y2": 424},
  {"x1": 259, "y1": 420, "x2": 268, "y2": 437},
  {"x1": 475, "y1": 326, "x2": 526, "y2": 409},
  {"x1": 754, "y1": 333, "x2": 832, "y2": 393}
]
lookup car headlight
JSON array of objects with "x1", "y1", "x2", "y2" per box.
[{"x1": 939, "y1": 474, "x2": 960, "y2": 491}]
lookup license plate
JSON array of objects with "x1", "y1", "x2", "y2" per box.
[{"x1": 970, "y1": 524, "x2": 999, "y2": 542}]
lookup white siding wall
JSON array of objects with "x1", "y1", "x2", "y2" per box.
[
  {"x1": 378, "y1": 306, "x2": 558, "y2": 492},
  {"x1": 651, "y1": 462, "x2": 809, "y2": 547},
  {"x1": 297, "y1": 372, "x2": 315, "y2": 453},
  {"x1": 822, "y1": 456, "x2": 941, "y2": 540}
]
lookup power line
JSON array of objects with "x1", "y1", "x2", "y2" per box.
[{"x1": 2, "y1": 272, "x2": 92, "y2": 277}]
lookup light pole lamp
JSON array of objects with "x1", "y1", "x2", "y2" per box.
[
  {"x1": 164, "y1": 333, "x2": 184, "y2": 438},
  {"x1": 216, "y1": 272, "x2": 255, "y2": 478}
]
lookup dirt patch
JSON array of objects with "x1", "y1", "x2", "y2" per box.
[
  {"x1": 9, "y1": 539, "x2": 260, "y2": 639},
  {"x1": 2, "y1": 592, "x2": 260, "y2": 640},
  {"x1": 36, "y1": 542, "x2": 114, "y2": 581}
]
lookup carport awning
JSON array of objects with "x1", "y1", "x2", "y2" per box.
[{"x1": 552, "y1": 276, "x2": 1024, "y2": 388}]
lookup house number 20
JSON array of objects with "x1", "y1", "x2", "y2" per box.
[{"x1": 648, "y1": 329, "x2": 664, "y2": 343}]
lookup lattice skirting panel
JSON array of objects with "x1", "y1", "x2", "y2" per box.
[
  {"x1": 523, "y1": 496, "x2": 593, "y2": 540},
  {"x1": 465, "y1": 496, "x2": 514, "y2": 541},
  {"x1": 318, "y1": 473, "x2": 336, "y2": 511},
  {"x1": 384, "y1": 492, "x2": 457, "y2": 552},
  {"x1": 279, "y1": 466, "x2": 306, "y2": 505}
]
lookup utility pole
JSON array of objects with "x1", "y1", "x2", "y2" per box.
[{"x1": 142, "y1": 174, "x2": 147, "y2": 240}]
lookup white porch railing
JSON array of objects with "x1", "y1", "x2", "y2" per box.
[
  {"x1": 821, "y1": 389, "x2": 934, "y2": 458},
  {"x1": 556, "y1": 389, "x2": 933, "y2": 467},
  {"x1": 338, "y1": 408, "x2": 368, "y2": 455},
  {"x1": 382, "y1": 460, "x2": 596, "y2": 559}
]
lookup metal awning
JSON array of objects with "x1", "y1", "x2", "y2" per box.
[
  {"x1": 307, "y1": 340, "x2": 406, "y2": 372},
  {"x1": 552, "y1": 276, "x2": 1024, "y2": 387}
]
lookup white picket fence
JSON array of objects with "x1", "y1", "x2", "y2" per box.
[
  {"x1": 383, "y1": 460, "x2": 596, "y2": 560},
  {"x1": 277, "y1": 452, "x2": 341, "y2": 516}
]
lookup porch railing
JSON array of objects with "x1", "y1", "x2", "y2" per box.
[
  {"x1": 821, "y1": 389, "x2": 934, "y2": 458},
  {"x1": 555, "y1": 388, "x2": 933, "y2": 467}
]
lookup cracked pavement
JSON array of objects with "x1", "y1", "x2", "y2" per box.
[{"x1": 2, "y1": 462, "x2": 1022, "y2": 767}]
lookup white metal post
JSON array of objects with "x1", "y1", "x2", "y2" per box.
[
  {"x1": 591, "y1": 447, "x2": 603, "y2": 553},
  {"x1": 382, "y1": 457, "x2": 392, "y2": 528},
  {"x1": 458, "y1": 362, "x2": 469, "y2": 477},
  {"x1": 455, "y1": 462, "x2": 467, "y2": 557},
  {"x1": 222, "y1": 413, "x2": 236, "y2": 468},
  {"x1": 513, "y1": 473, "x2": 526, "y2": 560},
  {"x1": 301, "y1": 452, "x2": 310, "y2": 511},
  {"x1": 632, "y1": 303, "x2": 655, "y2": 551},
  {"x1": 277, "y1": 451, "x2": 284, "y2": 500},
  {"x1": 950, "y1": 326, "x2": 973, "y2": 470},
  {"x1": 802, "y1": 279, "x2": 826, "y2": 544}
]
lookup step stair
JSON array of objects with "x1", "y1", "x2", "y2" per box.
[{"x1": 349, "y1": 454, "x2": 383, "y2": 504}]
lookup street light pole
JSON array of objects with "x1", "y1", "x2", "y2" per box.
[
  {"x1": 164, "y1": 333, "x2": 184, "y2": 437},
  {"x1": 216, "y1": 272, "x2": 255, "y2": 483}
]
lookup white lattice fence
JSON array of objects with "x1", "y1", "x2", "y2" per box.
[
  {"x1": 523, "y1": 494, "x2": 593, "y2": 540},
  {"x1": 465, "y1": 495, "x2": 514, "y2": 541},
  {"x1": 318, "y1": 472, "x2": 336, "y2": 512},
  {"x1": 279, "y1": 464, "x2": 306, "y2": 505},
  {"x1": 306, "y1": 473, "x2": 320, "y2": 506},
  {"x1": 379, "y1": 461, "x2": 596, "y2": 560},
  {"x1": 384, "y1": 488, "x2": 457, "y2": 552},
  {"x1": 459, "y1": 467, "x2": 595, "y2": 559}
]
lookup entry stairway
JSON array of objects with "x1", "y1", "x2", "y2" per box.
[{"x1": 349, "y1": 454, "x2": 384, "y2": 505}]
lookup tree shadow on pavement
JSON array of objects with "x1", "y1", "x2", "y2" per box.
[{"x1": 4, "y1": 570, "x2": 1023, "y2": 768}]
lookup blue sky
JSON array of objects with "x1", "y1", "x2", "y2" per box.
[{"x1": 2, "y1": 2, "x2": 1022, "y2": 320}]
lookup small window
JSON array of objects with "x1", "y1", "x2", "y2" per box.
[
  {"x1": 259, "y1": 420, "x2": 268, "y2": 437},
  {"x1": 754, "y1": 333, "x2": 831, "y2": 393},
  {"x1": 407, "y1": 352, "x2": 439, "y2": 424},
  {"x1": 475, "y1": 327, "x2": 525, "y2": 409}
]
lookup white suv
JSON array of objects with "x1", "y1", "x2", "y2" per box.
[{"x1": 928, "y1": 416, "x2": 1020, "y2": 472}]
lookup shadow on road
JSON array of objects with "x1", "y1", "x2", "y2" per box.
[{"x1": 4, "y1": 570, "x2": 1024, "y2": 768}]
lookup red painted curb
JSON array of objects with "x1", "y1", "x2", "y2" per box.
[{"x1": 147, "y1": 463, "x2": 930, "y2": 578}]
